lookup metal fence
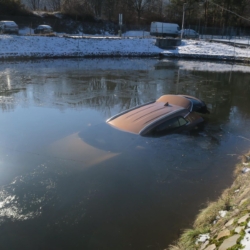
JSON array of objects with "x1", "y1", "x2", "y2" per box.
[{"x1": 187, "y1": 24, "x2": 250, "y2": 41}]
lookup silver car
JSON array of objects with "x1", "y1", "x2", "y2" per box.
[
  {"x1": 0, "y1": 20, "x2": 19, "y2": 34},
  {"x1": 179, "y1": 29, "x2": 199, "y2": 39}
]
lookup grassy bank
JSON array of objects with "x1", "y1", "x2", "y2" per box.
[{"x1": 167, "y1": 152, "x2": 250, "y2": 250}]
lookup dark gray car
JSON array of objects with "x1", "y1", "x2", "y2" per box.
[{"x1": 34, "y1": 25, "x2": 53, "y2": 34}]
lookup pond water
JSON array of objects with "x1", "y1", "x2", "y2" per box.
[{"x1": 0, "y1": 58, "x2": 250, "y2": 250}]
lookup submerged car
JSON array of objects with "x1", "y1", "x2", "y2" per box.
[
  {"x1": 0, "y1": 20, "x2": 19, "y2": 34},
  {"x1": 179, "y1": 29, "x2": 199, "y2": 39},
  {"x1": 34, "y1": 25, "x2": 53, "y2": 34},
  {"x1": 107, "y1": 95, "x2": 209, "y2": 136}
]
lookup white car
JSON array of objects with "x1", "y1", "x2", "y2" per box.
[
  {"x1": 0, "y1": 20, "x2": 19, "y2": 34},
  {"x1": 179, "y1": 29, "x2": 199, "y2": 39}
]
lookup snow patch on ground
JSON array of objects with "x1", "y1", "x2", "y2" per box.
[
  {"x1": 241, "y1": 225, "x2": 250, "y2": 249},
  {"x1": 1, "y1": 33, "x2": 250, "y2": 63},
  {"x1": 195, "y1": 234, "x2": 210, "y2": 244},
  {"x1": 123, "y1": 30, "x2": 151, "y2": 37}
]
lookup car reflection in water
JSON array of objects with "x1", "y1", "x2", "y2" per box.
[
  {"x1": 72, "y1": 95, "x2": 210, "y2": 161},
  {"x1": 46, "y1": 95, "x2": 209, "y2": 170},
  {"x1": 78, "y1": 123, "x2": 143, "y2": 153}
]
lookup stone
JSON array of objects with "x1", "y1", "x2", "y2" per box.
[
  {"x1": 204, "y1": 244, "x2": 216, "y2": 250},
  {"x1": 218, "y1": 234, "x2": 240, "y2": 250},
  {"x1": 234, "y1": 208, "x2": 240, "y2": 214},
  {"x1": 238, "y1": 214, "x2": 250, "y2": 224},
  {"x1": 155, "y1": 38, "x2": 181, "y2": 49},
  {"x1": 216, "y1": 229, "x2": 231, "y2": 240},
  {"x1": 239, "y1": 188, "x2": 250, "y2": 199},
  {"x1": 225, "y1": 218, "x2": 234, "y2": 227},
  {"x1": 200, "y1": 240, "x2": 209, "y2": 250},
  {"x1": 239, "y1": 198, "x2": 249, "y2": 206},
  {"x1": 235, "y1": 226, "x2": 244, "y2": 233}
]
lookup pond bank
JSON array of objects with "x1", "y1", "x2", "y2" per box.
[
  {"x1": 160, "y1": 52, "x2": 250, "y2": 63},
  {"x1": 1, "y1": 35, "x2": 250, "y2": 62},
  {"x1": 167, "y1": 152, "x2": 250, "y2": 250}
]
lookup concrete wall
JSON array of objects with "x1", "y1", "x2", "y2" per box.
[{"x1": 155, "y1": 38, "x2": 181, "y2": 49}]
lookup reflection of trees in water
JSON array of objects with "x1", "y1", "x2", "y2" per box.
[
  {"x1": 176, "y1": 70, "x2": 234, "y2": 121},
  {"x1": 0, "y1": 73, "x2": 27, "y2": 112},
  {"x1": 81, "y1": 78, "x2": 148, "y2": 116},
  {"x1": 230, "y1": 73, "x2": 250, "y2": 115},
  {"x1": 175, "y1": 70, "x2": 250, "y2": 129},
  {"x1": 1, "y1": 64, "x2": 250, "y2": 122},
  {"x1": 29, "y1": 76, "x2": 160, "y2": 116},
  {"x1": 0, "y1": 97, "x2": 15, "y2": 112}
]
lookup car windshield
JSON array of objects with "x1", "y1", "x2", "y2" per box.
[
  {"x1": 185, "y1": 29, "x2": 196, "y2": 34},
  {"x1": 3, "y1": 21, "x2": 16, "y2": 26},
  {"x1": 40, "y1": 25, "x2": 50, "y2": 28}
]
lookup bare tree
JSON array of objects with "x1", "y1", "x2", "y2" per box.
[
  {"x1": 103, "y1": 0, "x2": 116, "y2": 20},
  {"x1": 89, "y1": 0, "x2": 103, "y2": 17},
  {"x1": 45, "y1": 0, "x2": 61, "y2": 11},
  {"x1": 62, "y1": 0, "x2": 93, "y2": 16},
  {"x1": 27, "y1": 0, "x2": 41, "y2": 10},
  {"x1": 129, "y1": 0, "x2": 152, "y2": 22}
]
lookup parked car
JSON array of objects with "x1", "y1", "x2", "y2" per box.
[
  {"x1": 34, "y1": 25, "x2": 53, "y2": 34},
  {"x1": 179, "y1": 29, "x2": 199, "y2": 39},
  {"x1": 107, "y1": 95, "x2": 209, "y2": 137},
  {"x1": 0, "y1": 20, "x2": 19, "y2": 34}
]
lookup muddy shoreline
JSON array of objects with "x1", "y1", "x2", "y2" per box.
[{"x1": 1, "y1": 52, "x2": 250, "y2": 63}]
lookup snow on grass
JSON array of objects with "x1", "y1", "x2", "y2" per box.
[
  {"x1": 164, "y1": 39, "x2": 250, "y2": 58},
  {"x1": 241, "y1": 225, "x2": 250, "y2": 249},
  {"x1": 0, "y1": 35, "x2": 161, "y2": 57},
  {"x1": 1, "y1": 34, "x2": 250, "y2": 61},
  {"x1": 123, "y1": 30, "x2": 151, "y2": 37}
]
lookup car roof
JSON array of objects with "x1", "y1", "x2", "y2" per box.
[
  {"x1": 37, "y1": 25, "x2": 52, "y2": 28},
  {"x1": 0, "y1": 20, "x2": 17, "y2": 25},
  {"x1": 179, "y1": 29, "x2": 196, "y2": 32},
  {"x1": 107, "y1": 95, "x2": 192, "y2": 135}
]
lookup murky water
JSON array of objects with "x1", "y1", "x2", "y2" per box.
[{"x1": 1, "y1": 58, "x2": 250, "y2": 250}]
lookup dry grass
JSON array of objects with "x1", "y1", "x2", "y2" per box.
[
  {"x1": 168, "y1": 228, "x2": 209, "y2": 250},
  {"x1": 194, "y1": 192, "x2": 232, "y2": 228},
  {"x1": 168, "y1": 242, "x2": 190, "y2": 250},
  {"x1": 234, "y1": 163, "x2": 245, "y2": 176}
]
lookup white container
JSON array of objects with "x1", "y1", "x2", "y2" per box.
[{"x1": 150, "y1": 22, "x2": 180, "y2": 37}]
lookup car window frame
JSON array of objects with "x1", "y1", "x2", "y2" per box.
[{"x1": 152, "y1": 116, "x2": 188, "y2": 135}]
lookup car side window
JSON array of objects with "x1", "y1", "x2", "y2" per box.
[
  {"x1": 178, "y1": 117, "x2": 188, "y2": 126},
  {"x1": 154, "y1": 117, "x2": 187, "y2": 133}
]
